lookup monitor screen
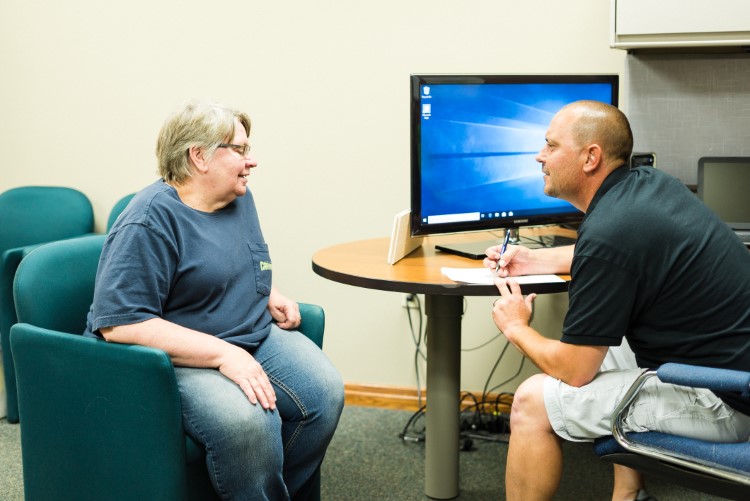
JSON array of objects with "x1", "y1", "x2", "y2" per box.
[
  {"x1": 697, "y1": 156, "x2": 750, "y2": 230},
  {"x1": 410, "y1": 74, "x2": 619, "y2": 238}
]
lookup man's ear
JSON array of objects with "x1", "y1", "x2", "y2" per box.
[
  {"x1": 582, "y1": 144, "x2": 602, "y2": 174},
  {"x1": 187, "y1": 146, "x2": 209, "y2": 174}
]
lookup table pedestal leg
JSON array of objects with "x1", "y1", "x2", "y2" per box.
[{"x1": 424, "y1": 294, "x2": 463, "y2": 499}]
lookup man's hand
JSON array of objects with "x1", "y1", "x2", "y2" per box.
[
  {"x1": 485, "y1": 243, "x2": 575, "y2": 277},
  {"x1": 484, "y1": 245, "x2": 534, "y2": 277},
  {"x1": 491, "y1": 277, "x2": 537, "y2": 337}
]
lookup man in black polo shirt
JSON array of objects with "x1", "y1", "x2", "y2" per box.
[{"x1": 484, "y1": 101, "x2": 750, "y2": 501}]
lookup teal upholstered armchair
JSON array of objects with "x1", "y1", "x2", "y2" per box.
[
  {"x1": 0, "y1": 186, "x2": 94, "y2": 423},
  {"x1": 9, "y1": 235, "x2": 324, "y2": 501},
  {"x1": 106, "y1": 193, "x2": 135, "y2": 231}
]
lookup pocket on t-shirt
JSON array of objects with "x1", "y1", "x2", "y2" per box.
[{"x1": 247, "y1": 242, "x2": 272, "y2": 296}]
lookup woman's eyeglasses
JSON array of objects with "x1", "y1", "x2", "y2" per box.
[{"x1": 218, "y1": 143, "x2": 251, "y2": 157}]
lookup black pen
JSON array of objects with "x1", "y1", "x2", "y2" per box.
[{"x1": 495, "y1": 228, "x2": 511, "y2": 273}]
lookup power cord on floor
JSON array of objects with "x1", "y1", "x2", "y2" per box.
[
  {"x1": 398, "y1": 357, "x2": 519, "y2": 447},
  {"x1": 398, "y1": 404, "x2": 426, "y2": 443},
  {"x1": 398, "y1": 395, "x2": 513, "y2": 448},
  {"x1": 401, "y1": 296, "x2": 527, "y2": 449}
]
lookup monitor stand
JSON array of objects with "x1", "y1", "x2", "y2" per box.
[{"x1": 435, "y1": 229, "x2": 575, "y2": 260}]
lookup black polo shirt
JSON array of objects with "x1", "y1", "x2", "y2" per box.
[{"x1": 562, "y1": 166, "x2": 750, "y2": 415}]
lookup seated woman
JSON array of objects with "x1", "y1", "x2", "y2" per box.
[{"x1": 84, "y1": 100, "x2": 344, "y2": 500}]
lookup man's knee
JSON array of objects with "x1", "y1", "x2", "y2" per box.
[{"x1": 510, "y1": 374, "x2": 550, "y2": 432}]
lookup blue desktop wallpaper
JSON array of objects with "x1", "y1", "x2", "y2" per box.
[{"x1": 419, "y1": 83, "x2": 613, "y2": 221}]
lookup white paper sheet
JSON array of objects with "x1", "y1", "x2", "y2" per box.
[{"x1": 440, "y1": 267, "x2": 565, "y2": 286}]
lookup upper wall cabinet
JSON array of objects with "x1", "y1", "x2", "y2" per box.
[{"x1": 610, "y1": 0, "x2": 750, "y2": 50}]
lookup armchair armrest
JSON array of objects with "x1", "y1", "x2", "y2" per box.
[
  {"x1": 298, "y1": 302, "x2": 325, "y2": 349},
  {"x1": 610, "y1": 365, "x2": 750, "y2": 487},
  {"x1": 657, "y1": 363, "x2": 750, "y2": 397},
  {"x1": 10, "y1": 323, "x2": 190, "y2": 500}
]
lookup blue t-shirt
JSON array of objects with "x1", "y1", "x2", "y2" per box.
[{"x1": 84, "y1": 180, "x2": 274, "y2": 350}]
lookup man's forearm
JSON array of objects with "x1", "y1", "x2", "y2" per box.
[
  {"x1": 502, "y1": 324, "x2": 606, "y2": 387},
  {"x1": 530, "y1": 245, "x2": 574, "y2": 275}
]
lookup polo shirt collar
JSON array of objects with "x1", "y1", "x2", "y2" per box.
[{"x1": 585, "y1": 164, "x2": 629, "y2": 215}]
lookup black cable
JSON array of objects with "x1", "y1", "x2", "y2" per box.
[
  {"x1": 400, "y1": 301, "x2": 526, "y2": 447},
  {"x1": 523, "y1": 234, "x2": 545, "y2": 247},
  {"x1": 469, "y1": 333, "x2": 522, "y2": 438},
  {"x1": 459, "y1": 392, "x2": 482, "y2": 431},
  {"x1": 406, "y1": 294, "x2": 425, "y2": 360},
  {"x1": 461, "y1": 332, "x2": 502, "y2": 351},
  {"x1": 399, "y1": 405, "x2": 426, "y2": 442},
  {"x1": 494, "y1": 392, "x2": 514, "y2": 410},
  {"x1": 462, "y1": 431, "x2": 509, "y2": 444},
  {"x1": 405, "y1": 294, "x2": 426, "y2": 407},
  {"x1": 487, "y1": 355, "x2": 526, "y2": 396},
  {"x1": 481, "y1": 337, "x2": 512, "y2": 404}
]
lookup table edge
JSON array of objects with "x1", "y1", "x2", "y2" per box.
[{"x1": 311, "y1": 261, "x2": 569, "y2": 296}]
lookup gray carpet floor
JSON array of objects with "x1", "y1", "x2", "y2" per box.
[
  {"x1": 0, "y1": 406, "x2": 729, "y2": 500},
  {"x1": 0, "y1": 415, "x2": 23, "y2": 501}
]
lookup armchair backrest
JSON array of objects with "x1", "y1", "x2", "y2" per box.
[
  {"x1": 13, "y1": 235, "x2": 105, "y2": 333},
  {"x1": 1, "y1": 187, "x2": 93, "y2": 423},
  {"x1": 0, "y1": 186, "x2": 94, "y2": 253},
  {"x1": 106, "y1": 193, "x2": 135, "y2": 232}
]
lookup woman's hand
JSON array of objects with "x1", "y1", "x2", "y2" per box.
[
  {"x1": 268, "y1": 287, "x2": 301, "y2": 330},
  {"x1": 218, "y1": 344, "x2": 277, "y2": 410}
]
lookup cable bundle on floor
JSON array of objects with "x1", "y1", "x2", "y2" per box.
[{"x1": 400, "y1": 294, "x2": 526, "y2": 448}]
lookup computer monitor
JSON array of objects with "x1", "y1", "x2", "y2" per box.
[
  {"x1": 409, "y1": 74, "x2": 619, "y2": 256},
  {"x1": 697, "y1": 156, "x2": 750, "y2": 231}
]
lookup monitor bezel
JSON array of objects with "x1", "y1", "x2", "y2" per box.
[
  {"x1": 409, "y1": 73, "x2": 620, "y2": 237},
  {"x1": 697, "y1": 155, "x2": 750, "y2": 230},
  {"x1": 697, "y1": 156, "x2": 750, "y2": 201}
]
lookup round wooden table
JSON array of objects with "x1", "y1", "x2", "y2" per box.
[{"x1": 313, "y1": 231, "x2": 571, "y2": 499}]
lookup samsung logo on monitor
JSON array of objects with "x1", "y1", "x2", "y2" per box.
[{"x1": 513, "y1": 218, "x2": 529, "y2": 224}]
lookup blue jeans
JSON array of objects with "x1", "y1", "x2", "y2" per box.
[{"x1": 174, "y1": 325, "x2": 344, "y2": 500}]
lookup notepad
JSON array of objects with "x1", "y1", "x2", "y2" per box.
[{"x1": 440, "y1": 267, "x2": 565, "y2": 286}]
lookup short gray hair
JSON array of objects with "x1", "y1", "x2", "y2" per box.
[{"x1": 156, "y1": 100, "x2": 251, "y2": 183}]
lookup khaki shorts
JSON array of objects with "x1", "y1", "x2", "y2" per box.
[{"x1": 544, "y1": 343, "x2": 750, "y2": 443}]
